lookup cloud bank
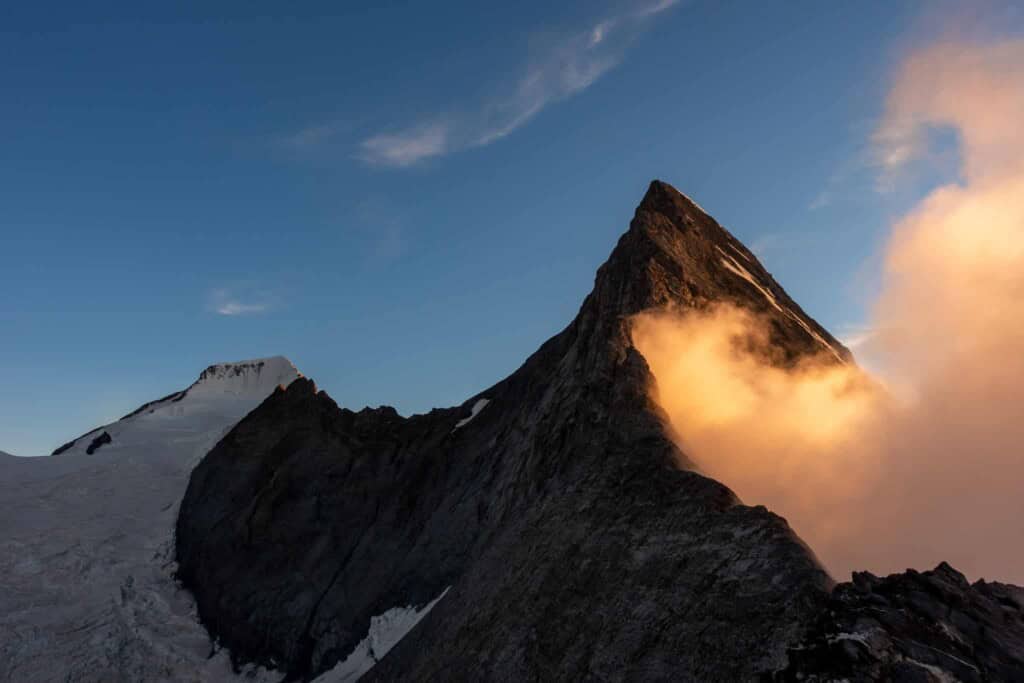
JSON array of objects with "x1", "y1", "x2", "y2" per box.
[
  {"x1": 359, "y1": 0, "x2": 680, "y2": 167},
  {"x1": 633, "y1": 37, "x2": 1024, "y2": 583}
]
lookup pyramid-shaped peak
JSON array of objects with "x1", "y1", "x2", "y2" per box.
[
  {"x1": 639, "y1": 179, "x2": 711, "y2": 217},
  {"x1": 588, "y1": 179, "x2": 849, "y2": 364},
  {"x1": 632, "y1": 179, "x2": 746, "y2": 252}
]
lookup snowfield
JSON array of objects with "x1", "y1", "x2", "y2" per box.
[
  {"x1": 0, "y1": 357, "x2": 301, "y2": 682},
  {"x1": 316, "y1": 588, "x2": 450, "y2": 683}
]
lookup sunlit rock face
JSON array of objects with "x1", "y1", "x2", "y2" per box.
[{"x1": 175, "y1": 181, "x2": 1022, "y2": 682}]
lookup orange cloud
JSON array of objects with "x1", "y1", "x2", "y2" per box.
[{"x1": 633, "y1": 37, "x2": 1024, "y2": 583}]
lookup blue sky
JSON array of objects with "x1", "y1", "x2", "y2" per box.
[{"x1": 0, "y1": 0, "x2": 978, "y2": 455}]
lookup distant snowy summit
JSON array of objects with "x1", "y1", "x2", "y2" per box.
[
  {"x1": 51, "y1": 356, "x2": 301, "y2": 457},
  {"x1": 0, "y1": 355, "x2": 305, "y2": 683},
  {"x1": 188, "y1": 356, "x2": 303, "y2": 400}
]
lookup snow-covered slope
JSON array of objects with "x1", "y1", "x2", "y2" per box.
[
  {"x1": 51, "y1": 356, "x2": 300, "y2": 458},
  {"x1": 0, "y1": 357, "x2": 300, "y2": 682}
]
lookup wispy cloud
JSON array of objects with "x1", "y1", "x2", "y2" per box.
[
  {"x1": 207, "y1": 287, "x2": 274, "y2": 317},
  {"x1": 358, "y1": 0, "x2": 682, "y2": 167},
  {"x1": 360, "y1": 123, "x2": 450, "y2": 168},
  {"x1": 215, "y1": 301, "x2": 266, "y2": 316},
  {"x1": 804, "y1": 118, "x2": 890, "y2": 209},
  {"x1": 810, "y1": 82, "x2": 964, "y2": 203}
]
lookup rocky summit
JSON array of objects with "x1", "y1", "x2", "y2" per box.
[{"x1": 175, "y1": 181, "x2": 1024, "y2": 682}]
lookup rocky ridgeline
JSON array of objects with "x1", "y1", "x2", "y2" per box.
[
  {"x1": 175, "y1": 181, "x2": 1023, "y2": 681},
  {"x1": 776, "y1": 563, "x2": 1024, "y2": 681}
]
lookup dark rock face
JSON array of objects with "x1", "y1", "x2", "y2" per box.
[
  {"x1": 175, "y1": 180, "x2": 1019, "y2": 681},
  {"x1": 51, "y1": 438, "x2": 77, "y2": 456},
  {"x1": 776, "y1": 563, "x2": 1024, "y2": 681},
  {"x1": 85, "y1": 431, "x2": 112, "y2": 455}
]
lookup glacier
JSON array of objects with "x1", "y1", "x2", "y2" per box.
[{"x1": 0, "y1": 357, "x2": 301, "y2": 682}]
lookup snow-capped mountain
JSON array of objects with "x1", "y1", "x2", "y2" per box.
[
  {"x1": 6, "y1": 182, "x2": 1023, "y2": 682},
  {"x1": 0, "y1": 357, "x2": 300, "y2": 682},
  {"x1": 50, "y1": 356, "x2": 300, "y2": 458}
]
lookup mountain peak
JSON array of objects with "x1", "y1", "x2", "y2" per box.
[
  {"x1": 50, "y1": 356, "x2": 302, "y2": 456},
  {"x1": 187, "y1": 356, "x2": 301, "y2": 400},
  {"x1": 638, "y1": 178, "x2": 711, "y2": 220},
  {"x1": 590, "y1": 179, "x2": 850, "y2": 364}
]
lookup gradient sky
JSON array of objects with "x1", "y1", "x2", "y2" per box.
[{"x1": 3, "y1": 0, "x2": 1014, "y2": 456}]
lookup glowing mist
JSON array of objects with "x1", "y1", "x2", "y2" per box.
[{"x1": 633, "y1": 38, "x2": 1024, "y2": 582}]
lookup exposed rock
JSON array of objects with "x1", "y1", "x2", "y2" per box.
[
  {"x1": 119, "y1": 390, "x2": 187, "y2": 420},
  {"x1": 85, "y1": 431, "x2": 112, "y2": 455},
  {"x1": 51, "y1": 438, "x2": 77, "y2": 456},
  {"x1": 53, "y1": 429, "x2": 113, "y2": 457},
  {"x1": 774, "y1": 563, "x2": 1024, "y2": 681}
]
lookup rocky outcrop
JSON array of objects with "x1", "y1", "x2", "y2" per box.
[
  {"x1": 85, "y1": 431, "x2": 112, "y2": 455},
  {"x1": 174, "y1": 180, "x2": 1021, "y2": 681},
  {"x1": 776, "y1": 563, "x2": 1024, "y2": 681}
]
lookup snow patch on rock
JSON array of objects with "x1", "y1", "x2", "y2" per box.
[
  {"x1": 902, "y1": 657, "x2": 961, "y2": 683},
  {"x1": 314, "y1": 588, "x2": 451, "y2": 682},
  {"x1": 679, "y1": 191, "x2": 709, "y2": 215},
  {"x1": 716, "y1": 247, "x2": 844, "y2": 362},
  {"x1": 727, "y1": 242, "x2": 754, "y2": 264},
  {"x1": 453, "y1": 398, "x2": 490, "y2": 431},
  {"x1": 828, "y1": 631, "x2": 871, "y2": 645}
]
